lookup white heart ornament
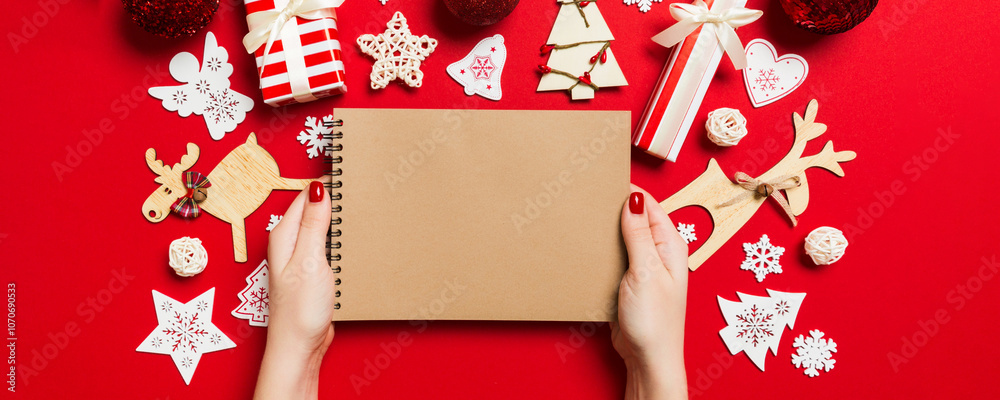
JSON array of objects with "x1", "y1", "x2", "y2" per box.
[{"x1": 742, "y1": 39, "x2": 808, "y2": 108}]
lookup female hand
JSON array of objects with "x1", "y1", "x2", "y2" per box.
[
  {"x1": 611, "y1": 185, "x2": 689, "y2": 400},
  {"x1": 255, "y1": 181, "x2": 337, "y2": 400}
]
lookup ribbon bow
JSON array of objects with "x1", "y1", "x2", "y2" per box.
[
  {"x1": 242, "y1": 0, "x2": 343, "y2": 83},
  {"x1": 651, "y1": 0, "x2": 762, "y2": 70},
  {"x1": 171, "y1": 171, "x2": 211, "y2": 218},
  {"x1": 720, "y1": 172, "x2": 801, "y2": 226}
]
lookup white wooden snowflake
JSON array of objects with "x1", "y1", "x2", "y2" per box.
[
  {"x1": 624, "y1": 0, "x2": 663, "y2": 13},
  {"x1": 791, "y1": 329, "x2": 837, "y2": 377},
  {"x1": 265, "y1": 214, "x2": 282, "y2": 232},
  {"x1": 677, "y1": 223, "x2": 696, "y2": 244},
  {"x1": 297, "y1": 115, "x2": 335, "y2": 159},
  {"x1": 741, "y1": 234, "x2": 784, "y2": 282}
]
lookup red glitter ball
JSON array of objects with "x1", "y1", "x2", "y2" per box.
[
  {"x1": 777, "y1": 0, "x2": 878, "y2": 34},
  {"x1": 442, "y1": 0, "x2": 520, "y2": 26},
  {"x1": 123, "y1": 0, "x2": 220, "y2": 38}
]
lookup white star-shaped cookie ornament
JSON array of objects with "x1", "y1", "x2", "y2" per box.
[
  {"x1": 136, "y1": 288, "x2": 236, "y2": 385},
  {"x1": 356, "y1": 11, "x2": 438, "y2": 90}
]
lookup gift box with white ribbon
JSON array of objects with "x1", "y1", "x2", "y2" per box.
[
  {"x1": 243, "y1": 0, "x2": 347, "y2": 107},
  {"x1": 632, "y1": 0, "x2": 760, "y2": 161}
]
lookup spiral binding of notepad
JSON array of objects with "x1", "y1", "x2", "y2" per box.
[{"x1": 322, "y1": 119, "x2": 344, "y2": 310}]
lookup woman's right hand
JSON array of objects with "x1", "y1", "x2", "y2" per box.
[{"x1": 611, "y1": 185, "x2": 689, "y2": 400}]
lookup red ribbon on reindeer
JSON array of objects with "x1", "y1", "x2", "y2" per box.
[{"x1": 171, "y1": 171, "x2": 212, "y2": 218}]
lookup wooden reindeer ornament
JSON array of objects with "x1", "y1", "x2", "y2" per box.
[
  {"x1": 142, "y1": 133, "x2": 318, "y2": 263},
  {"x1": 660, "y1": 100, "x2": 857, "y2": 271}
]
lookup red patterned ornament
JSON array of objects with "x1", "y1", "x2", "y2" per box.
[
  {"x1": 442, "y1": 0, "x2": 520, "y2": 26},
  {"x1": 123, "y1": 0, "x2": 220, "y2": 38},
  {"x1": 777, "y1": 0, "x2": 878, "y2": 34}
]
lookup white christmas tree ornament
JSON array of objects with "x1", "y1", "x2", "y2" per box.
[
  {"x1": 537, "y1": 0, "x2": 628, "y2": 100},
  {"x1": 233, "y1": 260, "x2": 271, "y2": 327},
  {"x1": 148, "y1": 32, "x2": 254, "y2": 141},
  {"x1": 447, "y1": 34, "x2": 507, "y2": 101},
  {"x1": 136, "y1": 288, "x2": 236, "y2": 385},
  {"x1": 718, "y1": 289, "x2": 805, "y2": 371}
]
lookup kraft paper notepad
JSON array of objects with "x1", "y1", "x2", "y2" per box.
[{"x1": 327, "y1": 108, "x2": 629, "y2": 321}]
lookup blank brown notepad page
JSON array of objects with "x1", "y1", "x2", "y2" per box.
[{"x1": 331, "y1": 108, "x2": 629, "y2": 321}]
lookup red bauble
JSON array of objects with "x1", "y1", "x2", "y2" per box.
[
  {"x1": 442, "y1": 0, "x2": 520, "y2": 26},
  {"x1": 123, "y1": 0, "x2": 220, "y2": 38},
  {"x1": 777, "y1": 0, "x2": 878, "y2": 35}
]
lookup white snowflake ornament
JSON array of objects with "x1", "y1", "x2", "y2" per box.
[
  {"x1": 718, "y1": 289, "x2": 806, "y2": 371},
  {"x1": 791, "y1": 329, "x2": 837, "y2": 377},
  {"x1": 232, "y1": 260, "x2": 270, "y2": 327},
  {"x1": 624, "y1": 0, "x2": 662, "y2": 13},
  {"x1": 446, "y1": 34, "x2": 506, "y2": 101},
  {"x1": 148, "y1": 32, "x2": 254, "y2": 140},
  {"x1": 741, "y1": 234, "x2": 784, "y2": 282},
  {"x1": 265, "y1": 214, "x2": 282, "y2": 232},
  {"x1": 136, "y1": 288, "x2": 236, "y2": 385},
  {"x1": 677, "y1": 223, "x2": 696, "y2": 244},
  {"x1": 297, "y1": 115, "x2": 336, "y2": 159}
]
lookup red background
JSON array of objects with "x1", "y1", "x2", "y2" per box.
[{"x1": 3, "y1": 0, "x2": 998, "y2": 398}]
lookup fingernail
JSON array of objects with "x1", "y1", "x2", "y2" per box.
[
  {"x1": 628, "y1": 192, "x2": 644, "y2": 214},
  {"x1": 309, "y1": 181, "x2": 324, "y2": 203}
]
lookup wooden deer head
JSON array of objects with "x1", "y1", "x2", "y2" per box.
[
  {"x1": 143, "y1": 143, "x2": 200, "y2": 223},
  {"x1": 142, "y1": 133, "x2": 319, "y2": 262},
  {"x1": 660, "y1": 100, "x2": 857, "y2": 271}
]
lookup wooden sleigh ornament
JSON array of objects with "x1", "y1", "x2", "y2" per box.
[
  {"x1": 142, "y1": 133, "x2": 319, "y2": 262},
  {"x1": 661, "y1": 100, "x2": 857, "y2": 271}
]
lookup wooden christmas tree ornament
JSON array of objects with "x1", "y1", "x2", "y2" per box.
[
  {"x1": 142, "y1": 133, "x2": 319, "y2": 263},
  {"x1": 660, "y1": 100, "x2": 857, "y2": 271}
]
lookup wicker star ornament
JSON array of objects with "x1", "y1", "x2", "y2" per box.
[{"x1": 357, "y1": 11, "x2": 438, "y2": 89}]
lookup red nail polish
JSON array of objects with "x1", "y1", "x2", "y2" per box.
[
  {"x1": 309, "y1": 181, "x2": 324, "y2": 203},
  {"x1": 629, "y1": 192, "x2": 644, "y2": 214}
]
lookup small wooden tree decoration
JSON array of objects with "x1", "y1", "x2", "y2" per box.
[
  {"x1": 660, "y1": 100, "x2": 857, "y2": 270},
  {"x1": 142, "y1": 133, "x2": 318, "y2": 263},
  {"x1": 537, "y1": 0, "x2": 628, "y2": 100}
]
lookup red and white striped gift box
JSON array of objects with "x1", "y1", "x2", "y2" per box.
[
  {"x1": 633, "y1": 0, "x2": 748, "y2": 161},
  {"x1": 245, "y1": 0, "x2": 347, "y2": 107}
]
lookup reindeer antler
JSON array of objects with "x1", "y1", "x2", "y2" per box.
[
  {"x1": 776, "y1": 100, "x2": 856, "y2": 216},
  {"x1": 175, "y1": 143, "x2": 200, "y2": 172},
  {"x1": 145, "y1": 148, "x2": 170, "y2": 183},
  {"x1": 145, "y1": 143, "x2": 201, "y2": 184}
]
